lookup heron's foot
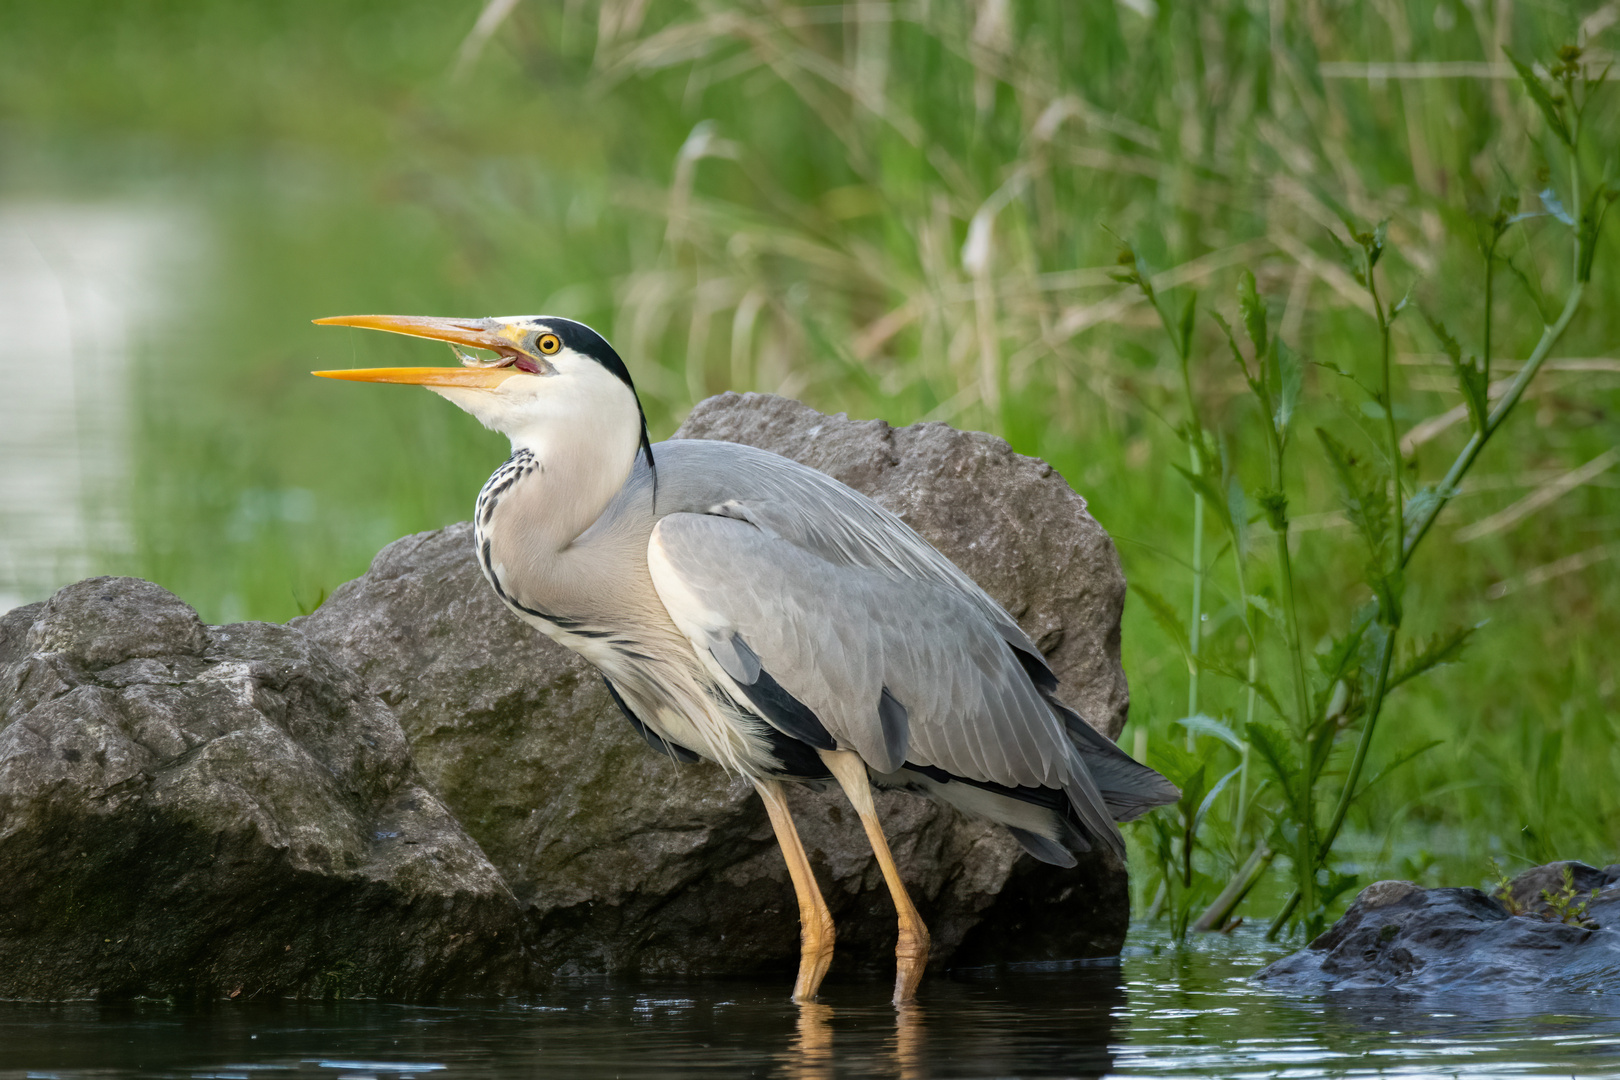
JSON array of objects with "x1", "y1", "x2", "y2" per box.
[
  {"x1": 892, "y1": 921, "x2": 931, "y2": 1005},
  {"x1": 792, "y1": 911, "x2": 837, "y2": 1003}
]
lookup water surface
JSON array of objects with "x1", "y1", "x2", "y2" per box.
[{"x1": 4, "y1": 927, "x2": 1617, "y2": 1079}]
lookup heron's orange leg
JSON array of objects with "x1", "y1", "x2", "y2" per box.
[
  {"x1": 755, "y1": 778, "x2": 836, "y2": 1002},
  {"x1": 821, "y1": 749, "x2": 931, "y2": 1005}
]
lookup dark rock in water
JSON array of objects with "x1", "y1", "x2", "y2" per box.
[
  {"x1": 295, "y1": 392, "x2": 1133, "y2": 978},
  {"x1": 0, "y1": 578, "x2": 524, "y2": 1001},
  {"x1": 1255, "y1": 863, "x2": 1620, "y2": 992}
]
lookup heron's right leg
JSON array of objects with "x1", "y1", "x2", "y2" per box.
[
  {"x1": 755, "y1": 778, "x2": 836, "y2": 1002},
  {"x1": 821, "y1": 749, "x2": 931, "y2": 1005}
]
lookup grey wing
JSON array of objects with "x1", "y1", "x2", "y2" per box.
[
  {"x1": 651, "y1": 439, "x2": 1048, "y2": 661},
  {"x1": 647, "y1": 509, "x2": 1122, "y2": 851}
]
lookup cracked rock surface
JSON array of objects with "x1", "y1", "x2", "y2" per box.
[{"x1": 0, "y1": 578, "x2": 523, "y2": 1001}]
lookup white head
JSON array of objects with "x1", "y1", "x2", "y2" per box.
[{"x1": 311, "y1": 313, "x2": 653, "y2": 481}]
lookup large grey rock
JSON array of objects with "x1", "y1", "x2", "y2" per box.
[
  {"x1": 1254, "y1": 863, "x2": 1620, "y2": 992},
  {"x1": 295, "y1": 392, "x2": 1133, "y2": 979},
  {"x1": 0, "y1": 578, "x2": 524, "y2": 1001}
]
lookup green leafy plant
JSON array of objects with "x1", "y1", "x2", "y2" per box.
[
  {"x1": 1539, "y1": 866, "x2": 1600, "y2": 928},
  {"x1": 1125, "y1": 44, "x2": 1613, "y2": 941}
]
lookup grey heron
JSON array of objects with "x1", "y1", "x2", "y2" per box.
[{"x1": 312, "y1": 313, "x2": 1177, "y2": 1004}]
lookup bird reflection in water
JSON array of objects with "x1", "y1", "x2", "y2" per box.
[
  {"x1": 778, "y1": 968, "x2": 1119, "y2": 1079},
  {"x1": 783, "y1": 1002, "x2": 834, "y2": 1080},
  {"x1": 779, "y1": 1003, "x2": 925, "y2": 1080},
  {"x1": 893, "y1": 1005, "x2": 926, "y2": 1080}
]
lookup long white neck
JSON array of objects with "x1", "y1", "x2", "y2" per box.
[
  {"x1": 435, "y1": 353, "x2": 645, "y2": 551},
  {"x1": 508, "y1": 409, "x2": 641, "y2": 549}
]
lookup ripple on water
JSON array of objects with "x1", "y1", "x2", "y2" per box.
[{"x1": 1, "y1": 926, "x2": 1619, "y2": 1079}]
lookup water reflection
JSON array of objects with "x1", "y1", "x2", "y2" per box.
[
  {"x1": 0, "y1": 202, "x2": 192, "y2": 612},
  {"x1": 2, "y1": 930, "x2": 1619, "y2": 1078},
  {"x1": 782, "y1": 1002, "x2": 834, "y2": 1080}
]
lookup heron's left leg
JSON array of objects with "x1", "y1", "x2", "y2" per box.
[{"x1": 821, "y1": 748, "x2": 931, "y2": 1005}]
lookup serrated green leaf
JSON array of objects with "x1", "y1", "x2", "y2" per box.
[
  {"x1": 1197, "y1": 657, "x2": 1286, "y2": 716},
  {"x1": 1238, "y1": 269, "x2": 1268, "y2": 359},
  {"x1": 1172, "y1": 463, "x2": 1226, "y2": 517},
  {"x1": 1316, "y1": 428, "x2": 1392, "y2": 561},
  {"x1": 1326, "y1": 229, "x2": 1366, "y2": 287},
  {"x1": 1419, "y1": 310, "x2": 1489, "y2": 433},
  {"x1": 1212, "y1": 310, "x2": 1260, "y2": 391},
  {"x1": 1177, "y1": 714, "x2": 1246, "y2": 754},
  {"x1": 1247, "y1": 722, "x2": 1305, "y2": 819},
  {"x1": 1358, "y1": 739, "x2": 1443, "y2": 798},
  {"x1": 1426, "y1": 309, "x2": 1464, "y2": 367},
  {"x1": 1312, "y1": 357, "x2": 1377, "y2": 399},
  {"x1": 1505, "y1": 49, "x2": 1573, "y2": 147},
  {"x1": 1503, "y1": 252, "x2": 1555, "y2": 323},
  {"x1": 1130, "y1": 582, "x2": 1192, "y2": 662},
  {"x1": 1389, "y1": 624, "x2": 1479, "y2": 690},
  {"x1": 1247, "y1": 593, "x2": 1277, "y2": 621}
]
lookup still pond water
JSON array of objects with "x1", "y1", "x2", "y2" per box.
[{"x1": 3, "y1": 927, "x2": 1617, "y2": 1080}]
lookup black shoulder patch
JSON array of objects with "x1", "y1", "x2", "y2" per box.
[
  {"x1": 878, "y1": 686, "x2": 910, "y2": 766},
  {"x1": 734, "y1": 665, "x2": 837, "y2": 751},
  {"x1": 755, "y1": 721, "x2": 834, "y2": 781}
]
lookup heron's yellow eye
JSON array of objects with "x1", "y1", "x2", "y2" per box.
[{"x1": 537, "y1": 333, "x2": 561, "y2": 355}]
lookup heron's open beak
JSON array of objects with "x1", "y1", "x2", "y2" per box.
[{"x1": 311, "y1": 314, "x2": 528, "y2": 388}]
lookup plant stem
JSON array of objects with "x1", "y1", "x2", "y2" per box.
[
  {"x1": 1366, "y1": 257, "x2": 1403, "y2": 549},
  {"x1": 1401, "y1": 283, "x2": 1586, "y2": 563},
  {"x1": 1231, "y1": 518, "x2": 1257, "y2": 841},
  {"x1": 1317, "y1": 625, "x2": 1396, "y2": 859},
  {"x1": 1188, "y1": 473, "x2": 1204, "y2": 749},
  {"x1": 1181, "y1": 337, "x2": 1205, "y2": 749},
  {"x1": 1268, "y1": 437, "x2": 1314, "y2": 923},
  {"x1": 1405, "y1": 121, "x2": 1588, "y2": 563},
  {"x1": 1483, "y1": 237, "x2": 1496, "y2": 385},
  {"x1": 1193, "y1": 845, "x2": 1275, "y2": 931}
]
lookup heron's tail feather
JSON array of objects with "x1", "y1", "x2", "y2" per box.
[{"x1": 1058, "y1": 705, "x2": 1180, "y2": 822}]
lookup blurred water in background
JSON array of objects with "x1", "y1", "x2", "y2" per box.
[{"x1": 0, "y1": 203, "x2": 192, "y2": 612}]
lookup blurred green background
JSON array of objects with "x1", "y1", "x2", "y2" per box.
[{"x1": 1, "y1": 0, "x2": 1616, "y2": 924}]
